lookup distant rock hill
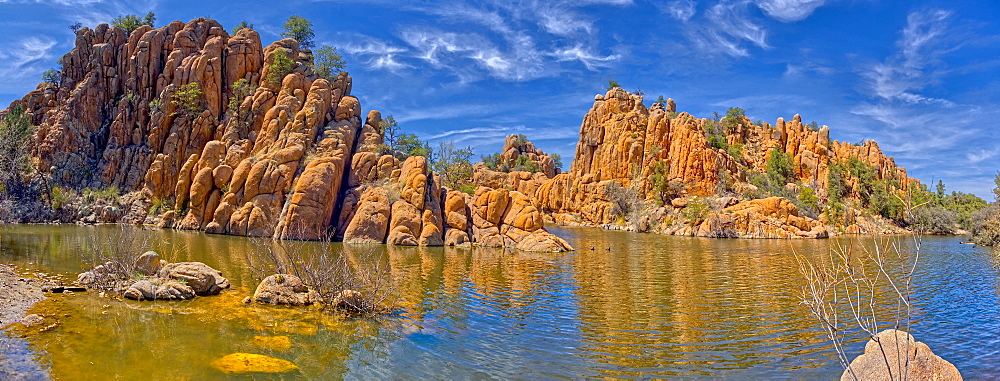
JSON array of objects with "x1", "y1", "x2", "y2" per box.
[
  {"x1": 473, "y1": 88, "x2": 918, "y2": 238},
  {"x1": 4, "y1": 18, "x2": 918, "y2": 244},
  {"x1": 5, "y1": 18, "x2": 571, "y2": 251}
]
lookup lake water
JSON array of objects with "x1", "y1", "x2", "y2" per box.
[{"x1": 0, "y1": 224, "x2": 998, "y2": 379}]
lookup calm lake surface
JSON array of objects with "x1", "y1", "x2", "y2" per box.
[{"x1": 1, "y1": 224, "x2": 998, "y2": 379}]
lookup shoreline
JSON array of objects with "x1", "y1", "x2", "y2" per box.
[{"x1": 0, "y1": 264, "x2": 58, "y2": 329}]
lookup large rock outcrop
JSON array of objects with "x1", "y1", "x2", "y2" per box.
[{"x1": 7, "y1": 18, "x2": 571, "y2": 252}]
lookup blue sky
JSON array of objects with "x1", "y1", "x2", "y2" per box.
[{"x1": 1, "y1": 0, "x2": 998, "y2": 198}]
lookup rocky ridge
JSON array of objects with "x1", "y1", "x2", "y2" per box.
[
  {"x1": 6, "y1": 18, "x2": 571, "y2": 252},
  {"x1": 468, "y1": 88, "x2": 917, "y2": 238}
]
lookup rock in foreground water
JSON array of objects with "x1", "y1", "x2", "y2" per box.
[
  {"x1": 251, "y1": 274, "x2": 319, "y2": 306},
  {"x1": 123, "y1": 278, "x2": 195, "y2": 301},
  {"x1": 842, "y1": 329, "x2": 962, "y2": 381},
  {"x1": 158, "y1": 262, "x2": 230, "y2": 295},
  {"x1": 211, "y1": 353, "x2": 299, "y2": 374}
]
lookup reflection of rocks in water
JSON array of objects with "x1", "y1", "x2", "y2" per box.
[
  {"x1": 211, "y1": 353, "x2": 299, "y2": 374},
  {"x1": 253, "y1": 335, "x2": 292, "y2": 351}
]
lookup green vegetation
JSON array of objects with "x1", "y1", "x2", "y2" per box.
[
  {"x1": 170, "y1": 82, "x2": 204, "y2": 117},
  {"x1": 231, "y1": 20, "x2": 253, "y2": 34},
  {"x1": 111, "y1": 12, "x2": 155, "y2": 33},
  {"x1": 550, "y1": 153, "x2": 563, "y2": 171},
  {"x1": 69, "y1": 23, "x2": 82, "y2": 32},
  {"x1": 266, "y1": 48, "x2": 294, "y2": 87},
  {"x1": 654, "y1": 95, "x2": 667, "y2": 106},
  {"x1": 649, "y1": 159, "x2": 686, "y2": 206},
  {"x1": 41, "y1": 69, "x2": 60, "y2": 84},
  {"x1": 281, "y1": 15, "x2": 315, "y2": 49},
  {"x1": 0, "y1": 106, "x2": 34, "y2": 196},
  {"x1": 313, "y1": 46, "x2": 346, "y2": 81},
  {"x1": 227, "y1": 78, "x2": 253, "y2": 115},
  {"x1": 433, "y1": 141, "x2": 475, "y2": 193},
  {"x1": 766, "y1": 148, "x2": 794, "y2": 185},
  {"x1": 606, "y1": 80, "x2": 620, "y2": 91}
]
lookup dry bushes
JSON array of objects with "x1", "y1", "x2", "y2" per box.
[
  {"x1": 76, "y1": 225, "x2": 154, "y2": 292},
  {"x1": 797, "y1": 236, "x2": 920, "y2": 380},
  {"x1": 246, "y1": 238, "x2": 395, "y2": 316}
]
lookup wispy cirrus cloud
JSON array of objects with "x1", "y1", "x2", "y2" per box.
[
  {"x1": 685, "y1": 0, "x2": 768, "y2": 57},
  {"x1": 341, "y1": 39, "x2": 410, "y2": 72},
  {"x1": 0, "y1": 36, "x2": 56, "y2": 79},
  {"x1": 865, "y1": 9, "x2": 955, "y2": 105}
]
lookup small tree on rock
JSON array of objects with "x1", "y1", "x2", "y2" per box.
[
  {"x1": 313, "y1": 46, "x2": 346, "y2": 81},
  {"x1": 281, "y1": 15, "x2": 315, "y2": 49}
]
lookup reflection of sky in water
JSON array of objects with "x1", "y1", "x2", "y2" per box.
[
  {"x1": 0, "y1": 224, "x2": 998, "y2": 378},
  {"x1": 0, "y1": 331, "x2": 48, "y2": 380}
]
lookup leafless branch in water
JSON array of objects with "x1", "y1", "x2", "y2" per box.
[{"x1": 246, "y1": 232, "x2": 396, "y2": 316}]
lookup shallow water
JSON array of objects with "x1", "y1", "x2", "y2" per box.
[{"x1": 0, "y1": 224, "x2": 998, "y2": 379}]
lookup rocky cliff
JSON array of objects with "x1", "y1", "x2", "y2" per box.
[{"x1": 5, "y1": 18, "x2": 571, "y2": 252}]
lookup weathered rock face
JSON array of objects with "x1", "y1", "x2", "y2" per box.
[
  {"x1": 842, "y1": 329, "x2": 962, "y2": 381},
  {"x1": 7, "y1": 18, "x2": 572, "y2": 251},
  {"x1": 493, "y1": 134, "x2": 559, "y2": 178},
  {"x1": 470, "y1": 188, "x2": 573, "y2": 252}
]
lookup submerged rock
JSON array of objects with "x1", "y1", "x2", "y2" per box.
[
  {"x1": 210, "y1": 353, "x2": 299, "y2": 374},
  {"x1": 251, "y1": 274, "x2": 319, "y2": 306},
  {"x1": 157, "y1": 262, "x2": 230, "y2": 295},
  {"x1": 842, "y1": 329, "x2": 962, "y2": 380}
]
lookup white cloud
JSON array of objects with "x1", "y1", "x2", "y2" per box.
[
  {"x1": 665, "y1": 0, "x2": 697, "y2": 21},
  {"x1": 755, "y1": 0, "x2": 825, "y2": 22},
  {"x1": 342, "y1": 39, "x2": 411, "y2": 72},
  {"x1": 550, "y1": 44, "x2": 620, "y2": 70},
  {"x1": 967, "y1": 148, "x2": 999, "y2": 164}
]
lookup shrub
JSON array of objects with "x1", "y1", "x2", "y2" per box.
[
  {"x1": 482, "y1": 153, "x2": 501, "y2": 171},
  {"x1": 247, "y1": 238, "x2": 395, "y2": 316},
  {"x1": 606, "y1": 80, "x2": 620, "y2": 91},
  {"x1": 0, "y1": 106, "x2": 34, "y2": 197},
  {"x1": 227, "y1": 78, "x2": 253, "y2": 115},
  {"x1": 911, "y1": 205, "x2": 957, "y2": 235},
  {"x1": 513, "y1": 154, "x2": 541, "y2": 173},
  {"x1": 433, "y1": 141, "x2": 474, "y2": 190},
  {"x1": 111, "y1": 12, "x2": 154, "y2": 34},
  {"x1": 766, "y1": 148, "x2": 794, "y2": 185},
  {"x1": 969, "y1": 205, "x2": 1000, "y2": 246},
  {"x1": 550, "y1": 153, "x2": 563, "y2": 171},
  {"x1": 231, "y1": 21, "x2": 253, "y2": 34},
  {"x1": 798, "y1": 186, "x2": 820, "y2": 218},
  {"x1": 171, "y1": 82, "x2": 204, "y2": 117},
  {"x1": 681, "y1": 197, "x2": 711, "y2": 224},
  {"x1": 266, "y1": 48, "x2": 294, "y2": 87},
  {"x1": 607, "y1": 181, "x2": 644, "y2": 226}
]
